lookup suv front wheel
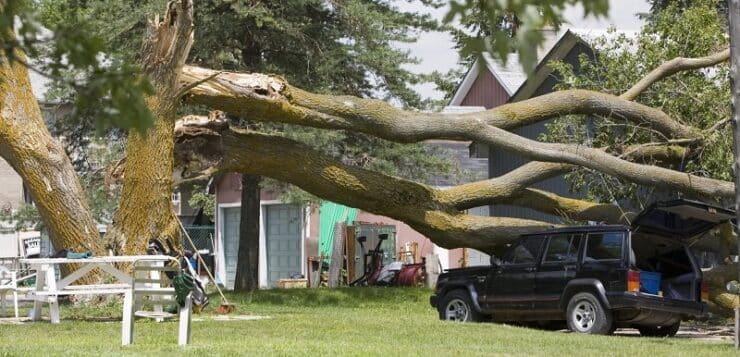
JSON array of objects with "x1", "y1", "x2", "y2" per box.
[
  {"x1": 438, "y1": 290, "x2": 486, "y2": 322},
  {"x1": 566, "y1": 292, "x2": 613, "y2": 334}
]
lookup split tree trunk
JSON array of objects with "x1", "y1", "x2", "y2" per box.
[
  {"x1": 107, "y1": 0, "x2": 194, "y2": 255},
  {"x1": 233, "y1": 174, "x2": 261, "y2": 291}
]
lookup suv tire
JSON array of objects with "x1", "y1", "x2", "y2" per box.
[
  {"x1": 438, "y1": 290, "x2": 486, "y2": 322},
  {"x1": 637, "y1": 321, "x2": 680, "y2": 337},
  {"x1": 566, "y1": 292, "x2": 613, "y2": 334}
]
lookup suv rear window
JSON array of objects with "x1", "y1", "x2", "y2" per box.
[
  {"x1": 543, "y1": 234, "x2": 582, "y2": 263},
  {"x1": 585, "y1": 232, "x2": 624, "y2": 261}
]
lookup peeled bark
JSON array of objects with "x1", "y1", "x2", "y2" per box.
[
  {"x1": 108, "y1": 0, "x2": 194, "y2": 254},
  {"x1": 0, "y1": 30, "x2": 102, "y2": 259}
]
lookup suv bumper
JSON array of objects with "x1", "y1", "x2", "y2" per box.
[
  {"x1": 609, "y1": 292, "x2": 706, "y2": 318},
  {"x1": 430, "y1": 294, "x2": 439, "y2": 308}
]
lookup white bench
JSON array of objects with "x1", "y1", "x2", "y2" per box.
[{"x1": 20, "y1": 255, "x2": 173, "y2": 324}]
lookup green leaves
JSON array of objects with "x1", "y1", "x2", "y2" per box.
[
  {"x1": 8, "y1": 0, "x2": 158, "y2": 135},
  {"x1": 447, "y1": 0, "x2": 609, "y2": 73},
  {"x1": 544, "y1": 0, "x2": 731, "y2": 205}
]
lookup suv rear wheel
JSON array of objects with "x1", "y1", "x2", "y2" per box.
[
  {"x1": 438, "y1": 290, "x2": 486, "y2": 322},
  {"x1": 637, "y1": 321, "x2": 680, "y2": 337},
  {"x1": 566, "y1": 292, "x2": 613, "y2": 334}
]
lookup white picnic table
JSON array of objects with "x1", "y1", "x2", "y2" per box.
[{"x1": 19, "y1": 255, "x2": 173, "y2": 323}]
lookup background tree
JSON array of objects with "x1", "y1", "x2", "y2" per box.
[{"x1": 546, "y1": 0, "x2": 731, "y2": 208}]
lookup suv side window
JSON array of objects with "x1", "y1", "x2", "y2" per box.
[
  {"x1": 502, "y1": 237, "x2": 544, "y2": 265},
  {"x1": 543, "y1": 234, "x2": 582, "y2": 263},
  {"x1": 584, "y1": 232, "x2": 624, "y2": 261}
]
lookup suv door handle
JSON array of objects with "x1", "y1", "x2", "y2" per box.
[
  {"x1": 563, "y1": 264, "x2": 577, "y2": 271},
  {"x1": 525, "y1": 267, "x2": 536, "y2": 272}
]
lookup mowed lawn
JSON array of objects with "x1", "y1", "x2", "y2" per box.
[{"x1": 0, "y1": 287, "x2": 735, "y2": 356}]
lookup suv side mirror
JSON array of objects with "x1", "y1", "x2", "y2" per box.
[{"x1": 490, "y1": 255, "x2": 502, "y2": 267}]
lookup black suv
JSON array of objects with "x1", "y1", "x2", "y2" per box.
[{"x1": 430, "y1": 200, "x2": 733, "y2": 336}]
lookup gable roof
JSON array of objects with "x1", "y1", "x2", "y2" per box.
[
  {"x1": 510, "y1": 28, "x2": 638, "y2": 102},
  {"x1": 448, "y1": 53, "x2": 527, "y2": 105}
]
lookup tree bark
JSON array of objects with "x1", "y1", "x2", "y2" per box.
[
  {"x1": 0, "y1": 30, "x2": 102, "y2": 260},
  {"x1": 107, "y1": 0, "x2": 194, "y2": 255},
  {"x1": 179, "y1": 66, "x2": 700, "y2": 141},
  {"x1": 233, "y1": 174, "x2": 261, "y2": 291}
]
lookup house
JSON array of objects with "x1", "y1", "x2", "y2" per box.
[
  {"x1": 452, "y1": 29, "x2": 612, "y2": 224},
  {"x1": 211, "y1": 138, "x2": 491, "y2": 288}
]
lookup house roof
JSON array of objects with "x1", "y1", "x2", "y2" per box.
[
  {"x1": 448, "y1": 53, "x2": 527, "y2": 105},
  {"x1": 510, "y1": 28, "x2": 638, "y2": 102},
  {"x1": 450, "y1": 28, "x2": 639, "y2": 106}
]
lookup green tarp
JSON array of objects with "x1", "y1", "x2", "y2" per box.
[{"x1": 318, "y1": 201, "x2": 358, "y2": 259}]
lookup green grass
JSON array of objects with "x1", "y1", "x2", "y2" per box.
[{"x1": 0, "y1": 288, "x2": 735, "y2": 356}]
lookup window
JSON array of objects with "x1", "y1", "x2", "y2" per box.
[
  {"x1": 544, "y1": 234, "x2": 581, "y2": 263},
  {"x1": 585, "y1": 232, "x2": 624, "y2": 261},
  {"x1": 502, "y1": 237, "x2": 544, "y2": 265}
]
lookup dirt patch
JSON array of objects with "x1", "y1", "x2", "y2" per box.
[{"x1": 614, "y1": 325, "x2": 735, "y2": 342}]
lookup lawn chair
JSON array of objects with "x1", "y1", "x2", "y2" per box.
[
  {"x1": 121, "y1": 257, "x2": 192, "y2": 346},
  {"x1": 0, "y1": 267, "x2": 19, "y2": 318}
]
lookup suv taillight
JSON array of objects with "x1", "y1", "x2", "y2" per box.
[
  {"x1": 701, "y1": 281, "x2": 709, "y2": 301},
  {"x1": 627, "y1": 270, "x2": 640, "y2": 293}
]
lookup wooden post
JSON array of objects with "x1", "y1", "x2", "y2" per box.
[
  {"x1": 731, "y1": 0, "x2": 740, "y2": 349},
  {"x1": 345, "y1": 226, "x2": 356, "y2": 284},
  {"x1": 328, "y1": 222, "x2": 346, "y2": 287}
]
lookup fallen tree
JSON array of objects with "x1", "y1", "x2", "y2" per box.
[{"x1": 0, "y1": 1, "x2": 736, "y2": 310}]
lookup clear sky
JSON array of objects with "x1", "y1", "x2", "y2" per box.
[{"x1": 395, "y1": 0, "x2": 652, "y2": 100}]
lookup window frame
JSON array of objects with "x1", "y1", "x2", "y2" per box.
[
  {"x1": 583, "y1": 231, "x2": 625, "y2": 262},
  {"x1": 501, "y1": 236, "x2": 546, "y2": 267},
  {"x1": 541, "y1": 233, "x2": 582, "y2": 264}
]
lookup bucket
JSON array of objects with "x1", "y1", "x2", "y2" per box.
[{"x1": 640, "y1": 271, "x2": 661, "y2": 295}]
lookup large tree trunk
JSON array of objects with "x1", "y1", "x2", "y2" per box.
[
  {"x1": 107, "y1": 0, "x2": 194, "y2": 254},
  {"x1": 233, "y1": 174, "x2": 261, "y2": 291},
  {"x1": 0, "y1": 30, "x2": 102, "y2": 260}
]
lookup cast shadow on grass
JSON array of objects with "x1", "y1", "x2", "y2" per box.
[{"x1": 221, "y1": 286, "x2": 432, "y2": 308}]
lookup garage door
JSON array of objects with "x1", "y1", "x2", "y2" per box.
[
  {"x1": 266, "y1": 204, "x2": 302, "y2": 287},
  {"x1": 223, "y1": 207, "x2": 241, "y2": 290}
]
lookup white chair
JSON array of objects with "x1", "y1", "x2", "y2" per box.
[
  {"x1": 0, "y1": 266, "x2": 19, "y2": 318},
  {"x1": 122, "y1": 257, "x2": 192, "y2": 346}
]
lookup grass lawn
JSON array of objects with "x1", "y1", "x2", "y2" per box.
[{"x1": 0, "y1": 287, "x2": 736, "y2": 356}]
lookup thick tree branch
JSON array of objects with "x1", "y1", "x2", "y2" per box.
[
  {"x1": 179, "y1": 66, "x2": 699, "y2": 140},
  {"x1": 505, "y1": 189, "x2": 634, "y2": 224},
  {"x1": 173, "y1": 117, "x2": 654, "y2": 252},
  {"x1": 621, "y1": 48, "x2": 730, "y2": 101},
  {"x1": 175, "y1": 118, "x2": 564, "y2": 252},
  {"x1": 466, "y1": 124, "x2": 733, "y2": 199},
  {"x1": 445, "y1": 162, "x2": 574, "y2": 210}
]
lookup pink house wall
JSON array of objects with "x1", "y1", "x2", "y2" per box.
[
  {"x1": 216, "y1": 175, "x2": 468, "y2": 269},
  {"x1": 353, "y1": 211, "x2": 465, "y2": 268}
]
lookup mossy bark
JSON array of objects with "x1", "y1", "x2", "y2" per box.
[
  {"x1": 0, "y1": 30, "x2": 102, "y2": 261},
  {"x1": 108, "y1": 0, "x2": 193, "y2": 255}
]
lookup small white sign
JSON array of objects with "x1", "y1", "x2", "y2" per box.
[{"x1": 22, "y1": 237, "x2": 40, "y2": 257}]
